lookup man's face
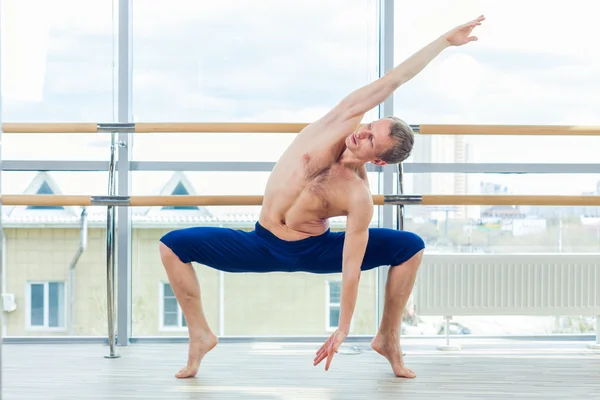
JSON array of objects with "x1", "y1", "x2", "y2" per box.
[{"x1": 345, "y1": 118, "x2": 394, "y2": 165}]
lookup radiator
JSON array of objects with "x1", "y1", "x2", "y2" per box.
[{"x1": 413, "y1": 254, "x2": 600, "y2": 316}]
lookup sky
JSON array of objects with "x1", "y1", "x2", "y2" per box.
[{"x1": 0, "y1": 0, "x2": 598, "y2": 198}]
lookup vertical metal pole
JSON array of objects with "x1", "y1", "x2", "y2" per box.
[
  {"x1": 396, "y1": 164, "x2": 405, "y2": 230},
  {"x1": 586, "y1": 315, "x2": 600, "y2": 350},
  {"x1": 68, "y1": 208, "x2": 87, "y2": 336},
  {"x1": 445, "y1": 317, "x2": 450, "y2": 346},
  {"x1": 105, "y1": 132, "x2": 120, "y2": 358},
  {"x1": 116, "y1": 0, "x2": 133, "y2": 347},
  {"x1": 376, "y1": 0, "x2": 395, "y2": 328},
  {"x1": 0, "y1": 0, "x2": 4, "y2": 393}
]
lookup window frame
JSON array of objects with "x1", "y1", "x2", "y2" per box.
[
  {"x1": 158, "y1": 281, "x2": 187, "y2": 332},
  {"x1": 25, "y1": 281, "x2": 67, "y2": 332}
]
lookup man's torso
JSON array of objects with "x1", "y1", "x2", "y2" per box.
[{"x1": 258, "y1": 115, "x2": 371, "y2": 241}]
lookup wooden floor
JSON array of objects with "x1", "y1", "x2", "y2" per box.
[{"x1": 2, "y1": 338, "x2": 599, "y2": 399}]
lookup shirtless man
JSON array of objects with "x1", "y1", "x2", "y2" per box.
[{"x1": 159, "y1": 15, "x2": 484, "y2": 379}]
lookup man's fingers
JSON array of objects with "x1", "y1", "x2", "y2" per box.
[
  {"x1": 314, "y1": 348, "x2": 326, "y2": 362},
  {"x1": 314, "y1": 341, "x2": 331, "y2": 365},
  {"x1": 315, "y1": 335, "x2": 331, "y2": 356},
  {"x1": 325, "y1": 346, "x2": 337, "y2": 371},
  {"x1": 313, "y1": 332, "x2": 343, "y2": 369},
  {"x1": 464, "y1": 15, "x2": 485, "y2": 28},
  {"x1": 314, "y1": 346, "x2": 326, "y2": 359},
  {"x1": 313, "y1": 348, "x2": 326, "y2": 364},
  {"x1": 313, "y1": 351, "x2": 327, "y2": 366}
]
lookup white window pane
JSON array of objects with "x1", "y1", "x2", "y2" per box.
[
  {"x1": 329, "y1": 307, "x2": 340, "y2": 328},
  {"x1": 329, "y1": 281, "x2": 341, "y2": 303},
  {"x1": 163, "y1": 283, "x2": 174, "y2": 297},
  {"x1": 163, "y1": 312, "x2": 178, "y2": 327},
  {"x1": 394, "y1": 0, "x2": 600, "y2": 165},
  {"x1": 30, "y1": 284, "x2": 45, "y2": 326},
  {"x1": 164, "y1": 298, "x2": 178, "y2": 314},
  {"x1": 1, "y1": 0, "x2": 116, "y2": 161},
  {"x1": 48, "y1": 282, "x2": 64, "y2": 328},
  {"x1": 131, "y1": 0, "x2": 379, "y2": 163}
]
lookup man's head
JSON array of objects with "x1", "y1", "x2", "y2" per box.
[{"x1": 345, "y1": 116, "x2": 414, "y2": 166}]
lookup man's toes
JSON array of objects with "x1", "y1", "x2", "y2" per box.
[
  {"x1": 395, "y1": 367, "x2": 416, "y2": 378},
  {"x1": 404, "y1": 369, "x2": 416, "y2": 378},
  {"x1": 175, "y1": 367, "x2": 197, "y2": 379}
]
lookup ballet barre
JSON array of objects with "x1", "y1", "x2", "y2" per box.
[
  {"x1": 2, "y1": 194, "x2": 600, "y2": 207},
  {"x1": 2, "y1": 122, "x2": 600, "y2": 135}
]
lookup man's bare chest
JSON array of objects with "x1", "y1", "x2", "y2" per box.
[{"x1": 303, "y1": 166, "x2": 363, "y2": 213}]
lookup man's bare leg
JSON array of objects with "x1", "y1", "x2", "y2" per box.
[
  {"x1": 371, "y1": 249, "x2": 424, "y2": 378},
  {"x1": 159, "y1": 242, "x2": 218, "y2": 378}
]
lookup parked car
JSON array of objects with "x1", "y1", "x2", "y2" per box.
[{"x1": 437, "y1": 321, "x2": 471, "y2": 335}]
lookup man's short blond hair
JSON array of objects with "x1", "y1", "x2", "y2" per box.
[{"x1": 377, "y1": 116, "x2": 415, "y2": 164}]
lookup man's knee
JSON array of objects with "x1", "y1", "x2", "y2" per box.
[
  {"x1": 159, "y1": 229, "x2": 189, "y2": 264},
  {"x1": 395, "y1": 231, "x2": 425, "y2": 268},
  {"x1": 406, "y1": 231, "x2": 425, "y2": 251},
  {"x1": 159, "y1": 240, "x2": 174, "y2": 259},
  {"x1": 159, "y1": 230, "x2": 177, "y2": 253},
  {"x1": 409, "y1": 248, "x2": 425, "y2": 265},
  {"x1": 403, "y1": 231, "x2": 425, "y2": 258}
]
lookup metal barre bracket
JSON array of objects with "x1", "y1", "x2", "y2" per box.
[
  {"x1": 91, "y1": 196, "x2": 131, "y2": 206},
  {"x1": 384, "y1": 195, "x2": 423, "y2": 205},
  {"x1": 97, "y1": 123, "x2": 135, "y2": 133}
]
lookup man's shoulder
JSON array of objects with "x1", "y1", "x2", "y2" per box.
[
  {"x1": 347, "y1": 180, "x2": 373, "y2": 208},
  {"x1": 343, "y1": 181, "x2": 374, "y2": 228}
]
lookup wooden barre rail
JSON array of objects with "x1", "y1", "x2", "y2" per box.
[
  {"x1": 2, "y1": 122, "x2": 600, "y2": 135},
  {"x1": 1, "y1": 195, "x2": 600, "y2": 207},
  {"x1": 419, "y1": 124, "x2": 600, "y2": 136}
]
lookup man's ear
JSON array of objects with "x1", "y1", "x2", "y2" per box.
[{"x1": 372, "y1": 159, "x2": 387, "y2": 166}]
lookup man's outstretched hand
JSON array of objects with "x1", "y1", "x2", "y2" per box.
[
  {"x1": 313, "y1": 329, "x2": 348, "y2": 371},
  {"x1": 444, "y1": 15, "x2": 485, "y2": 46}
]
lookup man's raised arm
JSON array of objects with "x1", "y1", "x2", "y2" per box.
[{"x1": 338, "y1": 15, "x2": 485, "y2": 119}]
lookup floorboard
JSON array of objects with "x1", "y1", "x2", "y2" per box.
[{"x1": 3, "y1": 339, "x2": 599, "y2": 399}]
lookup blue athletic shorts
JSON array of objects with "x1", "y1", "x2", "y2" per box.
[{"x1": 160, "y1": 221, "x2": 425, "y2": 274}]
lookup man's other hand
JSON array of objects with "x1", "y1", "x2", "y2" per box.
[{"x1": 313, "y1": 329, "x2": 348, "y2": 371}]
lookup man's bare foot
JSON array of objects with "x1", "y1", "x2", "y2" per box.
[
  {"x1": 371, "y1": 334, "x2": 416, "y2": 378},
  {"x1": 175, "y1": 331, "x2": 219, "y2": 379}
]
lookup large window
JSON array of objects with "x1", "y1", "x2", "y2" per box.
[
  {"x1": 2, "y1": 1, "x2": 597, "y2": 344},
  {"x1": 131, "y1": 0, "x2": 379, "y2": 162},
  {"x1": 131, "y1": 170, "x2": 381, "y2": 337},
  {"x1": 27, "y1": 282, "x2": 65, "y2": 330},
  {"x1": 394, "y1": 0, "x2": 600, "y2": 165},
  {"x1": 393, "y1": 8, "x2": 600, "y2": 343},
  {"x1": 2, "y1": 171, "x2": 109, "y2": 337},
  {"x1": 1, "y1": 0, "x2": 116, "y2": 161}
]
